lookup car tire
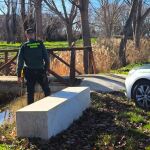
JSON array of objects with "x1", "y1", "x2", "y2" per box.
[{"x1": 132, "y1": 80, "x2": 150, "y2": 110}]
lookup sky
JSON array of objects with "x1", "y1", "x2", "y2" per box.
[{"x1": 0, "y1": 0, "x2": 100, "y2": 15}]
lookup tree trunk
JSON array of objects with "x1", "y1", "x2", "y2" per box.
[
  {"x1": 35, "y1": 0, "x2": 43, "y2": 40},
  {"x1": 11, "y1": 1, "x2": 17, "y2": 43},
  {"x1": 20, "y1": 0, "x2": 26, "y2": 41},
  {"x1": 20, "y1": 0, "x2": 26, "y2": 28},
  {"x1": 134, "y1": 0, "x2": 142, "y2": 49},
  {"x1": 11, "y1": 14, "x2": 17, "y2": 42},
  {"x1": 119, "y1": 0, "x2": 138, "y2": 66},
  {"x1": 5, "y1": 15, "x2": 11, "y2": 43},
  {"x1": 66, "y1": 23, "x2": 74, "y2": 47},
  {"x1": 20, "y1": 0, "x2": 28, "y2": 31},
  {"x1": 80, "y1": 0, "x2": 92, "y2": 74},
  {"x1": 135, "y1": 21, "x2": 141, "y2": 49},
  {"x1": 28, "y1": 0, "x2": 35, "y2": 28},
  {"x1": 5, "y1": 0, "x2": 11, "y2": 43},
  {"x1": 119, "y1": 38, "x2": 127, "y2": 66}
]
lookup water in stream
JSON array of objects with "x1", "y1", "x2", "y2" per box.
[{"x1": 0, "y1": 93, "x2": 44, "y2": 125}]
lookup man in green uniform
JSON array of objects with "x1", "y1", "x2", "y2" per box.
[{"x1": 17, "y1": 28, "x2": 51, "y2": 104}]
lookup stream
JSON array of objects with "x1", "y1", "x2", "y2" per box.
[{"x1": 0, "y1": 93, "x2": 44, "y2": 125}]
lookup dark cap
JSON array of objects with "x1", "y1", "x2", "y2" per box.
[{"x1": 26, "y1": 28, "x2": 35, "y2": 34}]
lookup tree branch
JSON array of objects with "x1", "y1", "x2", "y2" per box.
[
  {"x1": 43, "y1": 0, "x2": 66, "y2": 22},
  {"x1": 141, "y1": 7, "x2": 150, "y2": 22},
  {"x1": 0, "y1": 7, "x2": 6, "y2": 15},
  {"x1": 61, "y1": 0, "x2": 69, "y2": 21},
  {"x1": 68, "y1": 0, "x2": 81, "y2": 9},
  {"x1": 70, "y1": 4, "x2": 77, "y2": 22}
]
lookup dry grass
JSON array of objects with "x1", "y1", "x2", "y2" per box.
[
  {"x1": 93, "y1": 38, "x2": 150, "y2": 72},
  {"x1": 50, "y1": 51, "x2": 84, "y2": 76},
  {"x1": 50, "y1": 38, "x2": 150, "y2": 75},
  {"x1": 126, "y1": 39, "x2": 150, "y2": 63}
]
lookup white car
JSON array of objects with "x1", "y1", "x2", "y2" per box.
[{"x1": 125, "y1": 64, "x2": 150, "y2": 110}]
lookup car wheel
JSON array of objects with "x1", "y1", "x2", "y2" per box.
[{"x1": 132, "y1": 80, "x2": 150, "y2": 110}]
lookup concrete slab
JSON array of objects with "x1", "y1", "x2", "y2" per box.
[
  {"x1": 0, "y1": 76, "x2": 17, "y2": 82},
  {"x1": 0, "y1": 76, "x2": 67, "y2": 94},
  {"x1": 16, "y1": 87, "x2": 90, "y2": 139}
]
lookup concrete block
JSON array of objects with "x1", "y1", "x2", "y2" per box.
[{"x1": 16, "y1": 87, "x2": 90, "y2": 139}]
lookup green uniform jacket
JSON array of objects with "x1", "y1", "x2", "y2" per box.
[{"x1": 16, "y1": 39, "x2": 49, "y2": 77}]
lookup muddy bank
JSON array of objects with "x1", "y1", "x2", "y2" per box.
[
  {"x1": 0, "y1": 92, "x2": 19, "y2": 106},
  {"x1": 0, "y1": 77, "x2": 21, "y2": 104}
]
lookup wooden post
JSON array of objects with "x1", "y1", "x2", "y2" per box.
[
  {"x1": 4, "y1": 52, "x2": 8, "y2": 75},
  {"x1": 84, "y1": 47, "x2": 89, "y2": 74},
  {"x1": 70, "y1": 47, "x2": 76, "y2": 84},
  {"x1": 89, "y1": 47, "x2": 97, "y2": 74},
  {"x1": 90, "y1": 49, "x2": 97, "y2": 74},
  {"x1": 88, "y1": 47, "x2": 93, "y2": 74},
  {"x1": 5, "y1": 52, "x2": 8, "y2": 63},
  {"x1": 84, "y1": 46, "x2": 96, "y2": 74}
]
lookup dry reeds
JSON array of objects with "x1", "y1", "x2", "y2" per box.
[{"x1": 50, "y1": 38, "x2": 150, "y2": 75}]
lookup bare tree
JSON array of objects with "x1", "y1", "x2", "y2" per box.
[
  {"x1": 0, "y1": 0, "x2": 11, "y2": 43},
  {"x1": 124, "y1": 0, "x2": 150, "y2": 48},
  {"x1": 27, "y1": 0, "x2": 35, "y2": 28},
  {"x1": 119, "y1": 0, "x2": 138, "y2": 66},
  {"x1": 11, "y1": 0, "x2": 18, "y2": 42},
  {"x1": 134, "y1": 0, "x2": 150, "y2": 48},
  {"x1": 43, "y1": 0, "x2": 77, "y2": 46},
  {"x1": 20, "y1": 0, "x2": 43, "y2": 40},
  {"x1": 43, "y1": 14, "x2": 66, "y2": 41},
  {"x1": 20, "y1": 0, "x2": 26, "y2": 40},
  {"x1": 69, "y1": 0, "x2": 92, "y2": 73},
  {"x1": 93, "y1": 0, "x2": 124, "y2": 38},
  {"x1": 35, "y1": 0, "x2": 43, "y2": 40},
  {"x1": 19, "y1": 0, "x2": 35, "y2": 41},
  {"x1": 142, "y1": 14, "x2": 150, "y2": 37}
]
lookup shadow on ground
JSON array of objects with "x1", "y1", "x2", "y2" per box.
[{"x1": 28, "y1": 92, "x2": 150, "y2": 150}]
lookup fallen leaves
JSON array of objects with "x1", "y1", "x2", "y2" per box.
[{"x1": 0, "y1": 92, "x2": 150, "y2": 150}]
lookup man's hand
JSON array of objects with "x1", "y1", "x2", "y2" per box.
[
  {"x1": 46, "y1": 70, "x2": 49, "y2": 76},
  {"x1": 18, "y1": 77, "x2": 23, "y2": 83}
]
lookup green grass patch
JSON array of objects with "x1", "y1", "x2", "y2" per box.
[
  {"x1": 126, "y1": 112, "x2": 145, "y2": 123},
  {"x1": 102, "y1": 134, "x2": 113, "y2": 146},
  {"x1": 111, "y1": 62, "x2": 145, "y2": 75},
  {"x1": 125, "y1": 137, "x2": 137, "y2": 150},
  {"x1": 0, "y1": 38, "x2": 96, "y2": 50},
  {"x1": 118, "y1": 111, "x2": 145, "y2": 124},
  {"x1": 0, "y1": 144, "x2": 10, "y2": 150},
  {"x1": 44, "y1": 41, "x2": 68, "y2": 48},
  {"x1": 146, "y1": 146, "x2": 150, "y2": 150},
  {"x1": 143, "y1": 124, "x2": 150, "y2": 130},
  {"x1": 75, "y1": 38, "x2": 97, "y2": 46},
  {"x1": 0, "y1": 41, "x2": 69, "y2": 50}
]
